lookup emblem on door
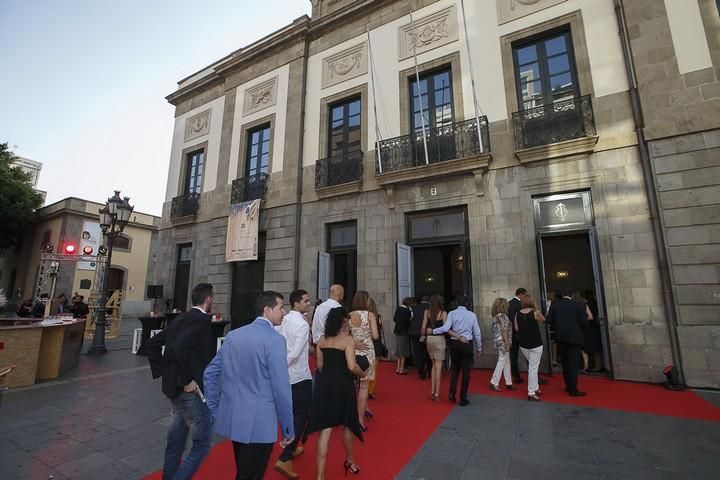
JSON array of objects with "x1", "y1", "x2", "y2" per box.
[{"x1": 554, "y1": 202, "x2": 568, "y2": 221}]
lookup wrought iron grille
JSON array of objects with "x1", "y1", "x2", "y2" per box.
[
  {"x1": 375, "y1": 117, "x2": 490, "y2": 174},
  {"x1": 170, "y1": 193, "x2": 200, "y2": 219},
  {"x1": 512, "y1": 95, "x2": 596, "y2": 150},
  {"x1": 231, "y1": 173, "x2": 269, "y2": 204},
  {"x1": 315, "y1": 150, "x2": 364, "y2": 188}
]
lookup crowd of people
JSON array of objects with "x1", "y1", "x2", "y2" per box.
[
  {"x1": 15, "y1": 291, "x2": 90, "y2": 318},
  {"x1": 145, "y1": 281, "x2": 596, "y2": 479}
]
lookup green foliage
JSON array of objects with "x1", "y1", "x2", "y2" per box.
[{"x1": 0, "y1": 143, "x2": 44, "y2": 250}]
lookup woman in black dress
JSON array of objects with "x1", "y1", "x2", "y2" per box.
[{"x1": 308, "y1": 307, "x2": 366, "y2": 479}]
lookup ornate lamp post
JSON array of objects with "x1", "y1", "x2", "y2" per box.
[{"x1": 87, "y1": 191, "x2": 134, "y2": 355}]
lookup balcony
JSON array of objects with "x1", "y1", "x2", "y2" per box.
[
  {"x1": 170, "y1": 193, "x2": 200, "y2": 220},
  {"x1": 512, "y1": 95, "x2": 598, "y2": 163},
  {"x1": 315, "y1": 151, "x2": 364, "y2": 198},
  {"x1": 231, "y1": 173, "x2": 269, "y2": 204},
  {"x1": 375, "y1": 117, "x2": 491, "y2": 186}
]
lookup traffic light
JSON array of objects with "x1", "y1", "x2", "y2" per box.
[
  {"x1": 63, "y1": 243, "x2": 77, "y2": 254},
  {"x1": 82, "y1": 245, "x2": 94, "y2": 255}
]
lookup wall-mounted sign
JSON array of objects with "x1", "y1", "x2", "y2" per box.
[
  {"x1": 225, "y1": 199, "x2": 261, "y2": 262},
  {"x1": 78, "y1": 221, "x2": 101, "y2": 270},
  {"x1": 533, "y1": 191, "x2": 593, "y2": 231}
]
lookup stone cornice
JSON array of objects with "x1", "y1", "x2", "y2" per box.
[
  {"x1": 376, "y1": 153, "x2": 491, "y2": 187},
  {"x1": 514, "y1": 136, "x2": 599, "y2": 164},
  {"x1": 308, "y1": 0, "x2": 396, "y2": 37}
]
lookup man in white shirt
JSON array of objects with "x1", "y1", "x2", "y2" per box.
[
  {"x1": 274, "y1": 289, "x2": 313, "y2": 479},
  {"x1": 311, "y1": 284, "x2": 344, "y2": 344}
]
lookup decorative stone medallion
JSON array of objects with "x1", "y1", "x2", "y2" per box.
[
  {"x1": 243, "y1": 77, "x2": 278, "y2": 115},
  {"x1": 184, "y1": 109, "x2": 211, "y2": 142},
  {"x1": 398, "y1": 6, "x2": 458, "y2": 60},
  {"x1": 496, "y1": 0, "x2": 567, "y2": 25},
  {"x1": 322, "y1": 42, "x2": 368, "y2": 89}
]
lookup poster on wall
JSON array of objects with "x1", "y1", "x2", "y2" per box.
[
  {"x1": 225, "y1": 199, "x2": 260, "y2": 262},
  {"x1": 78, "y1": 221, "x2": 102, "y2": 270}
]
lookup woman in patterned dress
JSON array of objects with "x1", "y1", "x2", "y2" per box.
[
  {"x1": 349, "y1": 291, "x2": 379, "y2": 431},
  {"x1": 489, "y1": 297, "x2": 515, "y2": 391}
]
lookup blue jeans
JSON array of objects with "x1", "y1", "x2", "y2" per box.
[{"x1": 162, "y1": 391, "x2": 212, "y2": 480}]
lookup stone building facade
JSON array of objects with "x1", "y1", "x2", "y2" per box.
[{"x1": 157, "y1": 0, "x2": 720, "y2": 387}]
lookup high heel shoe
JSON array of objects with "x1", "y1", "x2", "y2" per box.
[
  {"x1": 344, "y1": 460, "x2": 360, "y2": 476},
  {"x1": 364, "y1": 409, "x2": 374, "y2": 420},
  {"x1": 489, "y1": 383, "x2": 502, "y2": 392},
  {"x1": 359, "y1": 423, "x2": 368, "y2": 432},
  {"x1": 528, "y1": 394, "x2": 541, "y2": 402}
]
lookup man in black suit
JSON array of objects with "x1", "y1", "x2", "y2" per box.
[
  {"x1": 508, "y1": 288, "x2": 527, "y2": 384},
  {"x1": 409, "y1": 295, "x2": 431, "y2": 379},
  {"x1": 146, "y1": 283, "x2": 217, "y2": 479},
  {"x1": 546, "y1": 288, "x2": 589, "y2": 397}
]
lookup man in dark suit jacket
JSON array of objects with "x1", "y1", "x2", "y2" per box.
[
  {"x1": 147, "y1": 283, "x2": 217, "y2": 480},
  {"x1": 409, "y1": 296, "x2": 431, "y2": 379},
  {"x1": 508, "y1": 288, "x2": 527, "y2": 384},
  {"x1": 546, "y1": 288, "x2": 589, "y2": 397}
]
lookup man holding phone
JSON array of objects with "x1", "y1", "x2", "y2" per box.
[{"x1": 146, "y1": 283, "x2": 216, "y2": 480}]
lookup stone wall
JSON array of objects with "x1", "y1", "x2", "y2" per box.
[{"x1": 649, "y1": 129, "x2": 720, "y2": 388}]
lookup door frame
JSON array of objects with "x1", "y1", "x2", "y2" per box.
[{"x1": 535, "y1": 227, "x2": 614, "y2": 378}]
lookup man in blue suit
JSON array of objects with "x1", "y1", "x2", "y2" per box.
[{"x1": 204, "y1": 291, "x2": 294, "y2": 480}]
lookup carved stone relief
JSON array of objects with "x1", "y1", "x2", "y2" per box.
[
  {"x1": 243, "y1": 77, "x2": 278, "y2": 115},
  {"x1": 184, "y1": 110, "x2": 211, "y2": 142},
  {"x1": 398, "y1": 6, "x2": 458, "y2": 60},
  {"x1": 322, "y1": 42, "x2": 368, "y2": 89},
  {"x1": 496, "y1": 0, "x2": 567, "y2": 25}
]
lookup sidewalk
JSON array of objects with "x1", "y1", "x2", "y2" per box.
[{"x1": 1, "y1": 323, "x2": 718, "y2": 479}]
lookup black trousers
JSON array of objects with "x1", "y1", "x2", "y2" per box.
[
  {"x1": 449, "y1": 340, "x2": 474, "y2": 400},
  {"x1": 510, "y1": 336, "x2": 521, "y2": 380},
  {"x1": 558, "y1": 343, "x2": 582, "y2": 393},
  {"x1": 410, "y1": 335, "x2": 430, "y2": 377},
  {"x1": 279, "y1": 379, "x2": 312, "y2": 462},
  {"x1": 232, "y1": 441, "x2": 274, "y2": 480}
]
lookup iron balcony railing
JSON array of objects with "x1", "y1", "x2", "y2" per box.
[
  {"x1": 170, "y1": 193, "x2": 200, "y2": 219},
  {"x1": 375, "y1": 117, "x2": 490, "y2": 174},
  {"x1": 315, "y1": 150, "x2": 364, "y2": 188},
  {"x1": 231, "y1": 173, "x2": 269, "y2": 204},
  {"x1": 512, "y1": 94, "x2": 596, "y2": 150}
]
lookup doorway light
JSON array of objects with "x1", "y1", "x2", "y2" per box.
[{"x1": 555, "y1": 270, "x2": 570, "y2": 279}]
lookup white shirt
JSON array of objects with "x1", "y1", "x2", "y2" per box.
[
  {"x1": 311, "y1": 298, "x2": 341, "y2": 344},
  {"x1": 276, "y1": 311, "x2": 312, "y2": 384}
]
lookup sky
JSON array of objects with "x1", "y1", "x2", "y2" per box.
[{"x1": 0, "y1": 0, "x2": 311, "y2": 216}]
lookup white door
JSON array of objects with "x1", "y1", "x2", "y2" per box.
[
  {"x1": 317, "y1": 251, "x2": 330, "y2": 301},
  {"x1": 396, "y1": 242, "x2": 414, "y2": 306}
]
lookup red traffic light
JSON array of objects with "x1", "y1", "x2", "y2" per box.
[{"x1": 63, "y1": 243, "x2": 77, "y2": 254}]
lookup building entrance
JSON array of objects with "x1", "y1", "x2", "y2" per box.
[
  {"x1": 230, "y1": 233, "x2": 266, "y2": 329},
  {"x1": 533, "y1": 191, "x2": 612, "y2": 376},
  {"x1": 397, "y1": 208, "x2": 472, "y2": 309}
]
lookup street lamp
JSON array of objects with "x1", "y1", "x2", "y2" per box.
[{"x1": 87, "y1": 190, "x2": 134, "y2": 355}]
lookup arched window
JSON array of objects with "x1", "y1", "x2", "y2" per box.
[{"x1": 112, "y1": 234, "x2": 132, "y2": 252}]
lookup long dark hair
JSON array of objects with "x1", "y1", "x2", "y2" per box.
[
  {"x1": 324, "y1": 307, "x2": 348, "y2": 337},
  {"x1": 429, "y1": 294, "x2": 444, "y2": 321}
]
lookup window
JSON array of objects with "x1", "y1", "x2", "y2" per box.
[
  {"x1": 112, "y1": 234, "x2": 131, "y2": 251},
  {"x1": 513, "y1": 29, "x2": 579, "y2": 110},
  {"x1": 246, "y1": 125, "x2": 270, "y2": 177},
  {"x1": 184, "y1": 149, "x2": 205, "y2": 194},
  {"x1": 41, "y1": 229, "x2": 52, "y2": 249},
  {"x1": 328, "y1": 98, "x2": 361, "y2": 158},
  {"x1": 410, "y1": 68, "x2": 453, "y2": 132}
]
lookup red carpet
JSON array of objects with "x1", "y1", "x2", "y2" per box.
[{"x1": 144, "y1": 362, "x2": 719, "y2": 480}]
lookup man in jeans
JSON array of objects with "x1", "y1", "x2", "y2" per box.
[
  {"x1": 146, "y1": 283, "x2": 216, "y2": 480},
  {"x1": 273, "y1": 289, "x2": 313, "y2": 479}
]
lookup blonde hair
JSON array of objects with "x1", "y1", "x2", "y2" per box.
[{"x1": 491, "y1": 297, "x2": 508, "y2": 316}]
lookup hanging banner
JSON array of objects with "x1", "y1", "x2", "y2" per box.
[
  {"x1": 225, "y1": 199, "x2": 260, "y2": 262},
  {"x1": 78, "y1": 221, "x2": 102, "y2": 270}
]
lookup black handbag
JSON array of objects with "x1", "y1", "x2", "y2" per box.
[
  {"x1": 355, "y1": 354, "x2": 370, "y2": 371},
  {"x1": 374, "y1": 320, "x2": 389, "y2": 358}
]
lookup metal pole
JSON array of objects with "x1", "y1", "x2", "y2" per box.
[
  {"x1": 87, "y1": 231, "x2": 113, "y2": 354},
  {"x1": 459, "y1": 0, "x2": 485, "y2": 153},
  {"x1": 367, "y1": 27, "x2": 384, "y2": 173},
  {"x1": 409, "y1": 7, "x2": 430, "y2": 166}
]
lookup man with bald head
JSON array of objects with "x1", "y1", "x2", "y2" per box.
[{"x1": 311, "y1": 284, "x2": 344, "y2": 344}]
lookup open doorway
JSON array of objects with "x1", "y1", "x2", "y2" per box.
[
  {"x1": 538, "y1": 231, "x2": 611, "y2": 376},
  {"x1": 413, "y1": 244, "x2": 464, "y2": 309}
]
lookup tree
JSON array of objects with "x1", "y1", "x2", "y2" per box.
[{"x1": 0, "y1": 143, "x2": 44, "y2": 251}]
